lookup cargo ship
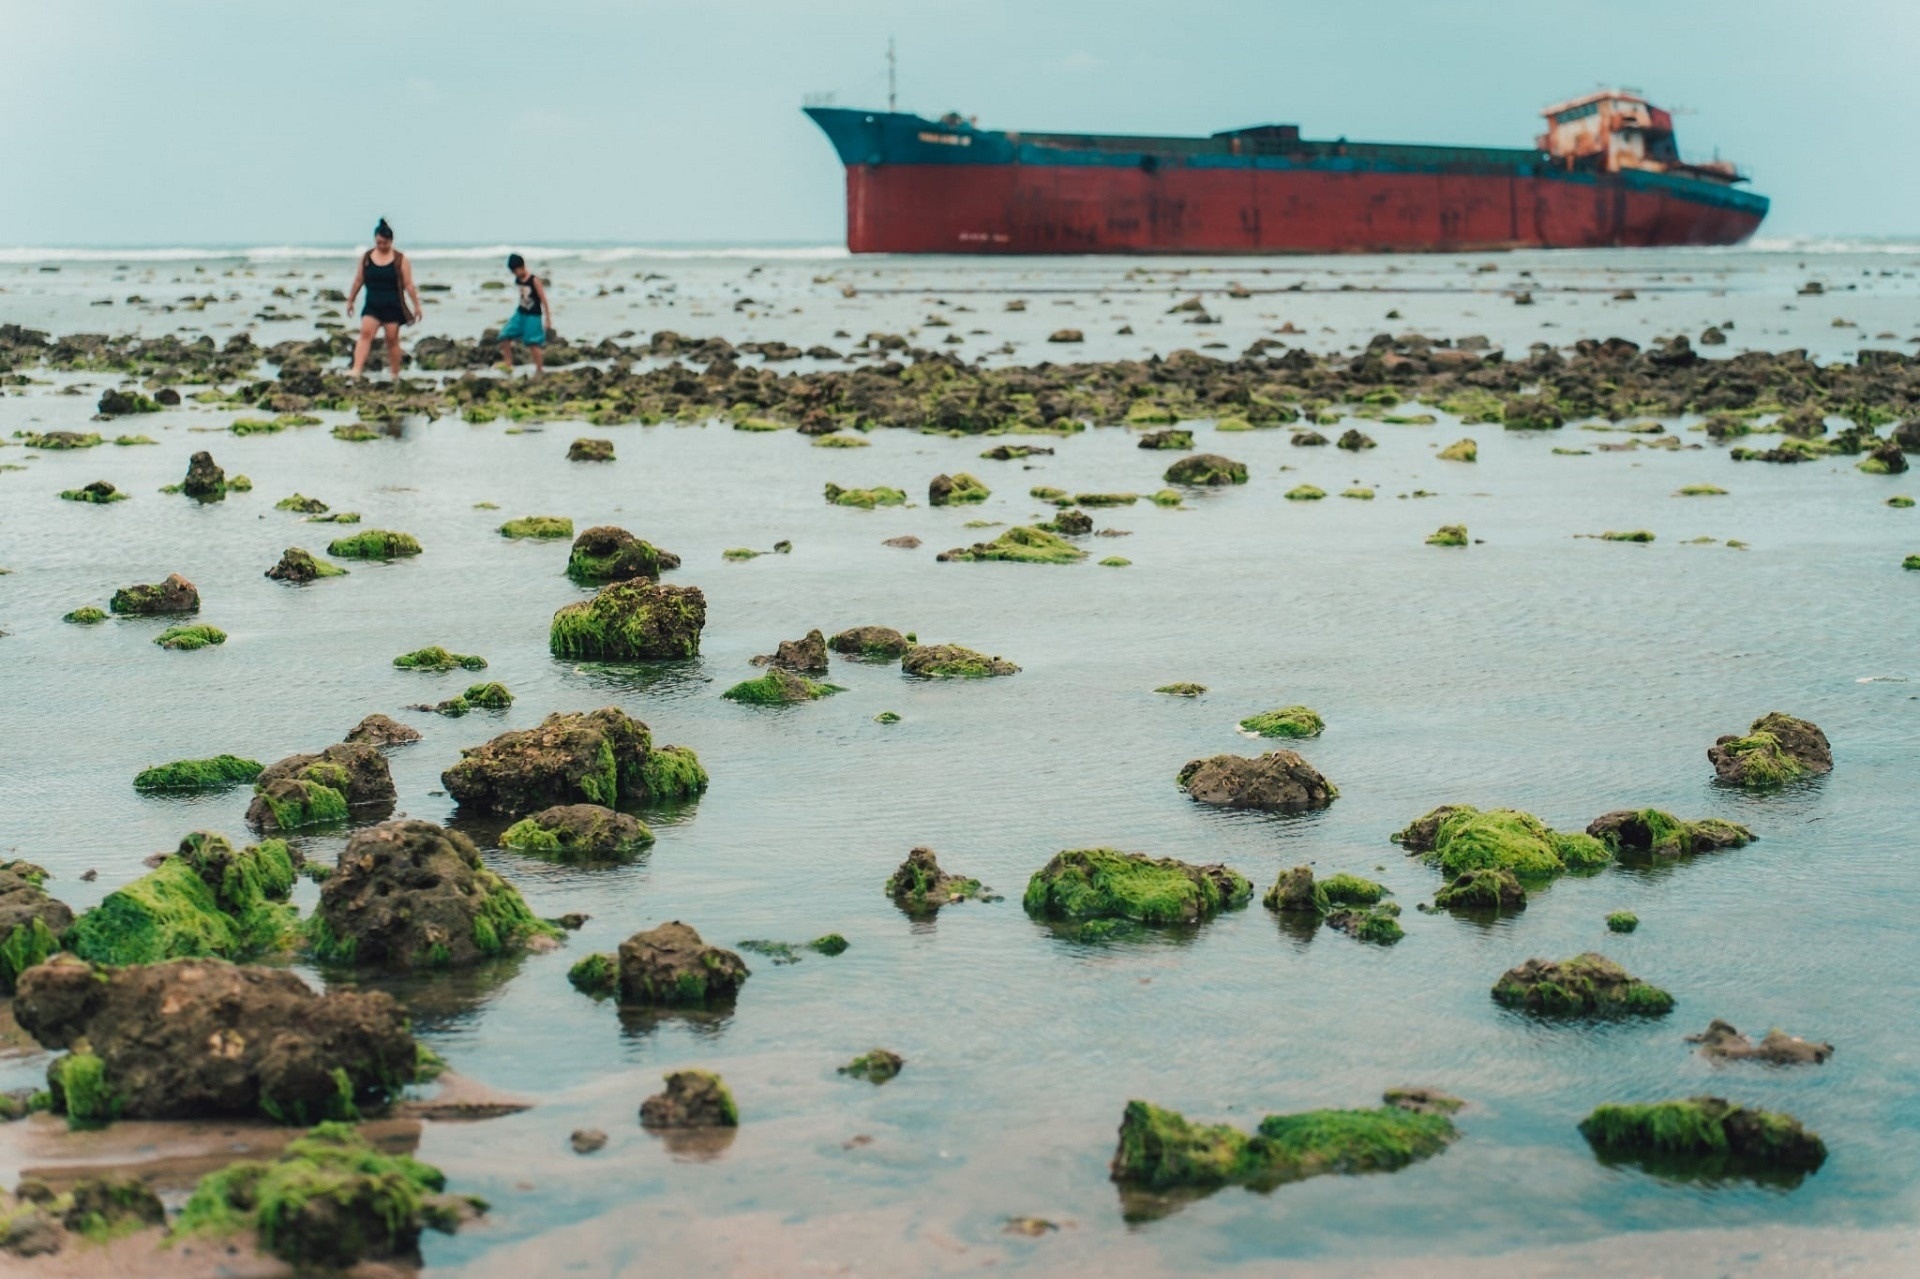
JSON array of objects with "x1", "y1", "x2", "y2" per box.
[{"x1": 805, "y1": 91, "x2": 1766, "y2": 254}]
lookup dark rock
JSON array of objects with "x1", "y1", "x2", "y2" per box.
[
  {"x1": 565, "y1": 526, "x2": 679, "y2": 583},
  {"x1": 1337, "y1": 428, "x2": 1377, "y2": 451},
  {"x1": 570, "y1": 1128, "x2": 608, "y2": 1154},
  {"x1": 1491, "y1": 953, "x2": 1673, "y2": 1017},
  {"x1": 265, "y1": 546, "x2": 344, "y2": 583},
  {"x1": 1291, "y1": 429, "x2": 1329, "y2": 446},
  {"x1": 1585, "y1": 809, "x2": 1754, "y2": 859},
  {"x1": 109, "y1": 572, "x2": 199, "y2": 615},
  {"x1": 443, "y1": 707, "x2": 699, "y2": 816},
  {"x1": 1163, "y1": 453, "x2": 1248, "y2": 485},
  {"x1": 345, "y1": 713, "x2": 422, "y2": 747},
  {"x1": 881, "y1": 535, "x2": 922, "y2": 549},
  {"x1": 1044, "y1": 507, "x2": 1093, "y2": 535},
  {"x1": 901, "y1": 644, "x2": 1019, "y2": 678},
  {"x1": 750, "y1": 628, "x2": 829, "y2": 673},
  {"x1": 59, "y1": 1175, "x2": 164, "y2": 1234},
  {"x1": 829, "y1": 625, "x2": 911, "y2": 660},
  {"x1": 640, "y1": 1070, "x2": 737, "y2": 1128},
  {"x1": 14, "y1": 955, "x2": 420, "y2": 1122},
  {"x1": 1261, "y1": 865, "x2": 1321, "y2": 913},
  {"x1": 1688, "y1": 1019, "x2": 1833, "y2": 1065},
  {"x1": 1176, "y1": 752, "x2": 1338, "y2": 811},
  {"x1": 617, "y1": 921, "x2": 748, "y2": 1006},
  {"x1": 568, "y1": 437, "x2": 614, "y2": 462},
  {"x1": 1432, "y1": 868, "x2": 1527, "y2": 911},
  {"x1": 885, "y1": 846, "x2": 992, "y2": 913},
  {"x1": 181, "y1": 450, "x2": 225, "y2": 499}
]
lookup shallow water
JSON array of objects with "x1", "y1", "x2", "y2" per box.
[{"x1": 1, "y1": 246, "x2": 1918, "y2": 1275}]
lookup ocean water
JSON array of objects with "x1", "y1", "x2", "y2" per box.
[{"x1": 1, "y1": 244, "x2": 1917, "y2": 1276}]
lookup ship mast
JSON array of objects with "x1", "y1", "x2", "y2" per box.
[{"x1": 887, "y1": 37, "x2": 896, "y2": 112}]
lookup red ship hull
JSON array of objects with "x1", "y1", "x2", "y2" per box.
[{"x1": 843, "y1": 164, "x2": 1764, "y2": 255}]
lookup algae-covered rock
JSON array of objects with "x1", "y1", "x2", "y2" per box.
[
  {"x1": 616, "y1": 921, "x2": 749, "y2": 1006},
  {"x1": 274, "y1": 493, "x2": 329, "y2": 513},
  {"x1": 155, "y1": 624, "x2": 226, "y2": 650},
  {"x1": 265, "y1": 547, "x2": 347, "y2": 583},
  {"x1": 1263, "y1": 865, "x2": 1324, "y2": 914},
  {"x1": 1285, "y1": 484, "x2": 1326, "y2": 501},
  {"x1": 1176, "y1": 752, "x2": 1337, "y2": 812},
  {"x1": 443, "y1": 707, "x2": 690, "y2": 815},
  {"x1": 885, "y1": 846, "x2": 993, "y2": 914},
  {"x1": 901, "y1": 643, "x2": 1019, "y2": 678},
  {"x1": 723, "y1": 668, "x2": 841, "y2": 704},
  {"x1": 830, "y1": 625, "x2": 911, "y2": 660},
  {"x1": 64, "y1": 832, "x2": 298, "y2": 966},
  {"x1": 0, "y1": 863, "x2": 73, "y2": 994},
  {"x1": 1238, "y1": 705, "x2": 1324, "y2": 738},
  {"x1": 1586, "y1": 809, "x2": 1754, "y2": 861},
  {"x1": 174, "y1": 1121, "x2": 475, "y2": 1268},
  {"x1": 1042, "y1": 507, "x2": 1093, "y2": 535},
  {"x1": 326, "y1": 529, "x2": 421, "y2": 559},
  {"x1": 247, "y1": 740, "x2": 395, "y2": 831},
  {"x1": 1426, "y1": 524, "x2": 1468, "y2": 546},
  {"x1": 1291, "y1": 429, "x2": 1329, "y2": 446},
  {"x1": 550, "y1": 580, "x2": 706, "y2": 660},
  {"x1": 1607, "y1": 911, "x2": 1639, "y2": 933},
  {"x1": 58, "y1": 479, "x2": 127, "y2": 503},
  {"x1": 310, "y1": 819, "x2": 559, "y2": 968},
  {"x1": 937, "y1": 525, "x2": 1087, "y2": 563},
  {"x1": 640, "y1": 1070, "x2": 738, "y2": 1128},
  {"x1": 1023, "y1": 848, "x2": 1250, "y2": 926},
  {"x1": 1437, "y1": 437, "x2": 1478, "y2": 462},
  {"x1": 15, "y1": 956, "x2": 421, "y2": 1123},
  {"x1": 1432, "y1": 867, "x2": 1527, "y2": 912},
  {"x1": 566, "y1": 525, "x2": 679, "y2": 583},
  {"x1": 839, "y1": 1049, "x2": 904, "y2": 1083},
  {"x1": 502, "y1": 804, "x2": 655, "y2": 861},
  {"x1": 134, "y1": 754, "x2": 263, "y2": 792},
  {"x1": 1707, "y1": 712, "x2": 1832, "y2": 787},
  {"x1": 394, "y1": 644, "x2": 487, "y2": 672},
  {"x1": 1109, "y1": 1092, "x2": 1459, "y2": 1192},
  {"x1": 1337, "y1": 428, "x2": 1376, "y2": 451},
  {"x1": 345, "y1": 713, "x2": 421, "y2": 747},
  {"x1": 62, "y1": 606, "x2": 107, "y2": 624},
  {"x1": 415, "y1": 681, "x2": 513, "y2": 716},
  {"x1": 1394, "y1": 805, "x2": 1611, "y2": 881},
  {"x1": 98, "y1": 388, "x2": 161, "y2": 416},
  {"x1": 109, "y1": 572, "x2": 199, "y2": 615},
  {"x1": 750, "y1": 628, "x2": 829, "y2": 673},
  {"x1": 1578, "y1": 1097, "x2": 1826, "y2": 1175},
  {"x1": 500, "y1": 515, "x2": 573, "y2": 540},
  {"x1": 824, "y1": 483, "x2": 907, "y2": 509},
  {"x1": 569, "y1": 437, "x2": 614, "y2": 462},
  {"x1": 1491, "y1": 953, "x2": 1673, "y2": 1017},
  {"x1": 1164, "y1": 453, "x2": 1247, "y2": 486},
  {"x1": 1328, "y1": 903, "x2": 1403, "y2": 944},
  {"x1": 1138, "y1": 428, "x2": 1193, "y2": 450},
  {"x1": 1155, "y1": 682, "x2": 1206, "y2": 696},
  {"x1": 181, "y1": 450, "x2": 225, "y2": 500},
  {"x1": 929, "y1": 472, "x2": 991, "y2": 505},
  {"x1": 1688, "y1": 1020, "x2": 1833, "y2": 1065}
]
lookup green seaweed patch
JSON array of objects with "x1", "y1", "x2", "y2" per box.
[
  {"x1": 63, "y1": 606, "x2": 108, "y2": 624},
  {"x1": 502, "y1": 808, "x2": 652, "y2": 861},
  {"x1": 0, "y1": 918, "x2": 61, "y2": 995},
  {"x1": 1150, "y1": 488, "x2": 1184, "y2": 506},
  {"x1": 155, "y1": 624, "x2": 226, "y2": 650},
  {"x1": 274, "y1": 493, "x2": 328, "y2": 513},
  {"x1": 1238, "y1": 705, "x2": 1324, "y2": 739},
  {"x1": 1285, "y1": 485, "x2": 1326, "y2": 501},
  {"x1": 1110, "y1": 1096, "x2": 1458, "y2": 1192},
  {"x1": 65, "y1": 832, "x2": 298, "y2": 966},
  {"x1": 112, "y1": 434, "x2": 158, "y2": 446},
  {"x1": 1426, "y1": 524, "x2": 1468, "y2": 546},
  {"x1": 1578, "y1": 1097, "x2": 1826, "y2": 1179},
  {"x1": 60, "y1": 482, "x2": 129, "y2": 503},
  {"x1": 824, "y1": 483, "x2": 906, "y2": 509},
  {"x1": 1711, "y1": 732, "x2": 1813, "y2": 787},
  {"x1": 51, "y1": 1052, "x2": 120, "y2": 1130},
  {"x1": 1073, "y1": 492, "x2": 1138, "y2": 507},
  {"x1": 839, "y1": 1049, "x2": 903, "y2": 1083},
  {"x1": 500, "y1": 515, "x2": 574, "y2": 540},
  {"x1": 307, "y1": 510, "x2": 361, "y2": 523},
  {"x1": 938, "y1": 525, "x2": 1086, "y2": 564},
  {"x1": 1594, "y1": 529, "x2": 1655, "y2": 543},
  {"x1": 1887, "y1": 495, "x2": 1914, "y2": 508},
  {"x1": 874, "y1": 710, "x2": 901, "y2": 723},
  {"x1": 135, "y1": 754, "x2": 263, "y2": 792},
  {"x1": 1905, "y1": 554, "x2": 1920, "y2": 571},
  {"x1": 1023, "y1": 848, "x2": 1250, "y2": 926},
  {"x1": 327, "y1": 529, "x2": 420, "y2": 558},
  {"x1": 722, "y1": 669, "x2": 842, "y2": 705},
  {"x1": 567, "y1": 953, "x2": 617, "y2": 996},
  {"x1": 1675, "y1": 484, "x2": 1728, "y2": 496},
  {"x1": 1607, "y1": 911, "x2": 1639, "y2": 933},
  {"x1": 638, "y1": 744, "x2": 709, "y2": 803},
  {"x1": 813, "y1": 433, "x2": 869, "y2": 448},
  {"x1": 394, "y1": 645, "x2": 487, "y2": 672},
  {"x1": 737, "y1": 935, "x2": 849, "y2": 965},
  {"x1": 231, "y1": 414, "x2": 320, "y2": 435},
  {"x1": 1340, "y1": 487, "x2": 1376, "y2": 499},
  {"x1": 1099, "y1": 556, "x2": 1131, "y2": 567},
  {"x1": 1437, "y1": 438, "x2": 1478, "y2": 462},
  {"x1": 331, "y1": 424, "x2": 380, "y2": 442}
]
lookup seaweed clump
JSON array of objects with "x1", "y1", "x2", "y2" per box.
[
  {"x1": 499, "y1": 515, "x2": 574, "y2": 540},
  {"x1": 155, "y1": 624, "x2": 226, "y2": 650},
  {"x1": 1163, "y1": 454, "x2": 1248, "y2": 486},
  {"x1": 1426, "y1": 524, "x2": 1468, "y2": 546},
  {"x1": 824, "y1": 483, "x2": 906, "y2": 509},
  {"x1": 1707, "y1": 712, "x2": 1832, "y2": 788},
  {"x1": 928, "y1": 472, "x2": 991, "y2": 505},
  {"x1": 443, "y1": 706, "x2": 703, "y2": 814},
  {"x1": 59, "y1": 480, "x2": 128, "y2": 503},
  {"x1": 1393, "y1": 805, "x2": 1611, "y2": 882},
  {"x1": 133, "y1": 754, "x2": 263, "y2": 792},
  {"x1": 0, "y1": 861, "x2": 73, "y2": 993},
  {"x1": 722, "y1": 668, "x2": 842, "y2": 704},
  {"x1": 1577, "y1": 1097, "x2": 1826, "y2": 1178},
  {"x1": 265, "y1": 547, "x2": 347, "y2": 583},
  {"x1": 64, "y1": 832, "x2": 299, "y2": 965},
  {"x1": 1238, "y1": 705, "x2": 1324, "y2": 739},
  {"x1": 326, "y1": 529, "x2": 421, "y2": 559},
  {"x1": 394, "y1": 645, "x2": 488, "y2": 672},
  {"x1": 1024, "y1": 848, "x2": 1250, "y2": 926},
  {"x1": 839, "y1": 1049, "x2": 904, "y2": 1083}
]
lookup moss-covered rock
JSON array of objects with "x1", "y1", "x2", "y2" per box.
[
  {"x1": 839, "y1": 1049, "x2": 904, "y2": 1083},
  {"x1": 722, "y1": 668, "x2": 841, "y2": 704},
  {"x1": 1177, "y1": 752, "x2": 1337, "y2": 811},
  {"x1": 1606, "y1": 911, "x2": 1639, "y2": 933},
  {"x1": 1109, "y1": 1092, "x2": 1459, "y2": 1191},
  {"x1": 15, "y1": 957, "x2": 421, "y2": 1124},
  {"x1": 1585, "y1": 809, "x2": 1754, "y2": 861},
  {"x1": 929, "y1": 472, "x2": 991, "y2": 505},
  {"x1": 1164, "y1": 453, "x2": 1247, "y2": 486},
  {"x1": 394, "y1": 644, "x2": 487, "y2": 672},
  {"x1": 19, "y1": 430, "x2": 102, "y2": 449},
  {"x1": 901, "y1": 643, "x2": 1019, "y2": 677},
  {"x1": 567, "y1": 952, "x2": 617, "y2": 995},
  {"x1": 59, "y1": 479, "x2": 127, "y2": 504},
  {"x1": 133, "y1": 754, "x2": 263, "y2": 792},
  {"x1": 885, "y1": 846, "x2": 992, "y2": 914},
  {"x1": 1707, "y1": 712, "x2": 1832, "y2": 787},
  {"x1": 309, "y1": 819, "x2": 558, "y2": 969},
  {"x1": 265, "y1": 547, "x2": 346, "y2": 583},
  {"x1": 1394, "y1": 805, "x2": 1611, "y2": 881},
  {"x1": 1432, "y1": 867, "x2": 1526, "y2": 912},
  {"x1": 1437, "y1": 438, "x2": 1477, "y2": 462},
  {"x1": 500, "y1": 515, "x2": 573, "y2": 540},
  {"x1": 824, "y1": 483, "x2": 906, "y2": 509},
  {"x1": 326, "y1": 529, "x2": 421, "y2": 559},
  {"x1": 1337, "y1": 428, "x2": 1376, "y2": 451},
  {"x1": 1023, "y1": 848, "x2": 1250, "y2": 926},
  {"x1": 1138, "y1": 428, "x2": 1194, "y2": 450},
  {"x1": 502, "y1": 804, "x2": 654, "y2": 861},
  {"x1": 62, "y1": 605, "x2": 108, "y2": 624},
  {"x1": 640, "y1": 1070, "x2": 738, "y2": 1128},
  {"x1": 830, "y1": 625, "x2": 911, "y2": 660},
  {"x1": 174, "y1": 1121, "x2": 475, "y2": 1267},
  {"x1": 550, "y1": 580, "x2": 706, "y2": 660},
  {"x1": 1040, "y1": 508, "x2": 1093, "y2": 535},
  {"x1": 246, "y1": 740, "x2": 395, "y2": 832},
  {"x1": 442, "y1": 706, "x2": 688, "y2": 815},
  {"x1": 110, "y1": 572, "x2": 199, "y2": 615},
  {"x1": 565, "y1": 525, "x2": 679, "y2": 583},
  {"x1": 274, "y1": 493, "x2": 328, "y2": 513},
  {"x1": 1285, "y1": 484, "x2": 1327, "y2": 501},
  {"x1": 64, "y1": 832, "x2": 298, "y2": 966},
  {"x1": 180, "y1": 451, "x2": 226, "y2": 500},
  {"x1": 0, "y1": 863, "x2": 73, "y2": 994},
  {"x1": 937, "y1": 525, "x2": 1087, "y2": 564},
  {"x1": 1238, "y1": 705, "x2": 1324, "y2": 738},
  {"x1": 1578, "y1": 1097, "x2": 1826, "y2": 1175},
  {"x1": 1155, "y1": 682, "x2": 1207, "y2": 696},
  {"x1": 1327, "y1": 903, "x2": 1403, "y2": 944},
  {"x1": 615, "y1": 921, "x2": 749, "y2": 1006},
  {"x1": 569, "y1": 437, "x2": 614, "y2": 462},
  {"x1": 155, "y1": 623, "x2": 226, "y2": 650},
  {"x1": 1491, "y1": 953, "x2": 1673, "y2": 1017},
  {"x1": 1426, "y1": 524, "x2": 1468, "y2": 546}
]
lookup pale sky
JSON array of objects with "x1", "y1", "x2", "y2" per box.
[{"x1": 6, "y1": 0, "x2": 1913, "y2": 246}]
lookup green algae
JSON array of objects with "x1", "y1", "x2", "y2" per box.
[
  {"x1": 1905, "y1": 554, "x2": 1920, "y2": 570},
  {"x1": 502, "y1": 809, "x2": 653, "y2": 860},
  {"x1": 1578, "y1": 1098, "x2": 1826, "y2": 1175},
  {"x1": 274, "y1": 493, "x2": 328, "y2": 513},
  {"x1": 1163, "y1": 454, "x2": 1248, "y2": 485},
  {"x1": 1432, "y1": 867, "x2": 1525, "y2": 911},
  {"x1": 394, "y1": 645, "x2": 487, "y2": 672},
  {"x1": 51, "y1": 1052, "x2": 119, "y2": 1130},
  {"x1": 638, "y1": 744, "x2": 709, "y2": 803},
  {"x1": 1029, "y1": 486, "x2": 1068, "y2": 502},
  {"x1": 722, "y1": 669, "x2": 842, "y2": 704},
  {"x1": 331, "y1": 425, "x2": 380, "y2": 442},
  {"x1": 65, "y1": 832, "x2": 298, "y2": 966},
  {"x1": 1238, "y1": 705, "x2": 1324, "y2": 739},
  {"x1": 0, "y1": 917, "x2": 61, "y2": 994},
  {"x1": 1319, "y1": 874, "x2": 1385, "y2": 906},
  {"x1": 824, "y1": 483, "x2": 907, "y2": 508},
  {"x1": 307, "y1": 510, "x2": 361, "y2": 523},
  {"x1": 1599, "y1": 529, "x2": 1655, "y2": 542},
  {"x1": 1607, "y1": 911, "x2": 1640, "y2": 933},
  {"x1": 1676, "y1": 484, "x2": 1728, "y2": 496},
  {"x1": 1150, "y1": 488, "x2": 1184, "y2": 506},
  {"x1": 59, "y1": 482, "x2": 128, "y2": 503},
  {"x1": 1284, "y1": 484, "x2": 1326, "y2": 501},
  {"x1": 1426, "y1": 524, "x2": 1468, "y2": 546},
  {"x1": 20, "y1": 431, "x2": 102, "y2": 449},
  {"x1": 813, "y1": 433, "x2": 870, "y2": 448},
  {"x1": 567, "y1": 953, "x2": 618, "y2": 995},
  {"x1": 737, "y1": 935, "x2": 849, "y2": 965},
  {"x1": 460, "y1": 681, "x2": 512, "y2": 708},
  {"x1": 1023, "y1": 848, "x2": 1250, "y2": 926},
  {"x1": 155, "y1": 624, "x2": 226, "y2": 650},
  {"x1": 1099, "y1": 556, "x2": 1131, "y2": 567},
  {"x1": 931, "y1": 472, "x2": 991, "y2": 505},
  {"x1": 1155, "y1": 682, "x2": 1207, "y2": 696},
  {"x1": 1110, "y1": 1096, "x2": 1457, "y2": 1191},
  {"x1": 63, "y1": 606, "x2": 107, "y2": 624},
  {"x1": 1436, "y1": 437, "x2": 1478, "y2": 461},
  {"x1": 112, "y1": 434, "x2": 158, "y2": 446},
  {"x1": 549, "y1": 580, "x2": 706, "y2": 661},
  {"x1": 499, "y1": 515, "x2": 574, "y2": 540},
  {"x1": 327, "y1": 529, "x2": 421, "y2": 559},
  {"x1": 134, "y1": 754, "x2": 263, "y2": 792},
  {"x1": 1888, "y1": 495, "x2": 1914, "y2": 508},
  {"x1": 839, "y1": 1049, "x2": 904, "y2": 1083},
  {"x1": 1588, "y1": 809, "x2": 1755, "y2": 860},
  {"x1": 1340, "y1": 487, "x2": 1376, "y2": 499},
  {"x1": 1399, "y1": 806, "x2": 1612, "y2": 882},
  {"x1": 1711, "y1": 731, "x2": 1812, "y2": 787},
  {"x1": 874, "y1": 711, "x2": 901, "y2": 723},
  {"x1": 939, "y1": 525, "x2": 1087, "y2": 564},
  {"x1": 1491, "y1": 952, "x2": 1673, "y2": 1017},
  {"x1": 1073, "y1": 492, "x2": 1139, "y2": 507}
]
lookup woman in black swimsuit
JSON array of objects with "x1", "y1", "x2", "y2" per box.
[{"x1": 345, "y1": 218, "x2": 424, "y2": 378}]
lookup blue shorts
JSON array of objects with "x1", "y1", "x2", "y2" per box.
[{"x1": 499, "y1": 311, "x2": 546, "y2": 346}]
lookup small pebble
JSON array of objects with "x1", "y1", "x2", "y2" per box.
[{"x1": 570, "y1": 1128, "x2": 608, "y2": 1154}]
